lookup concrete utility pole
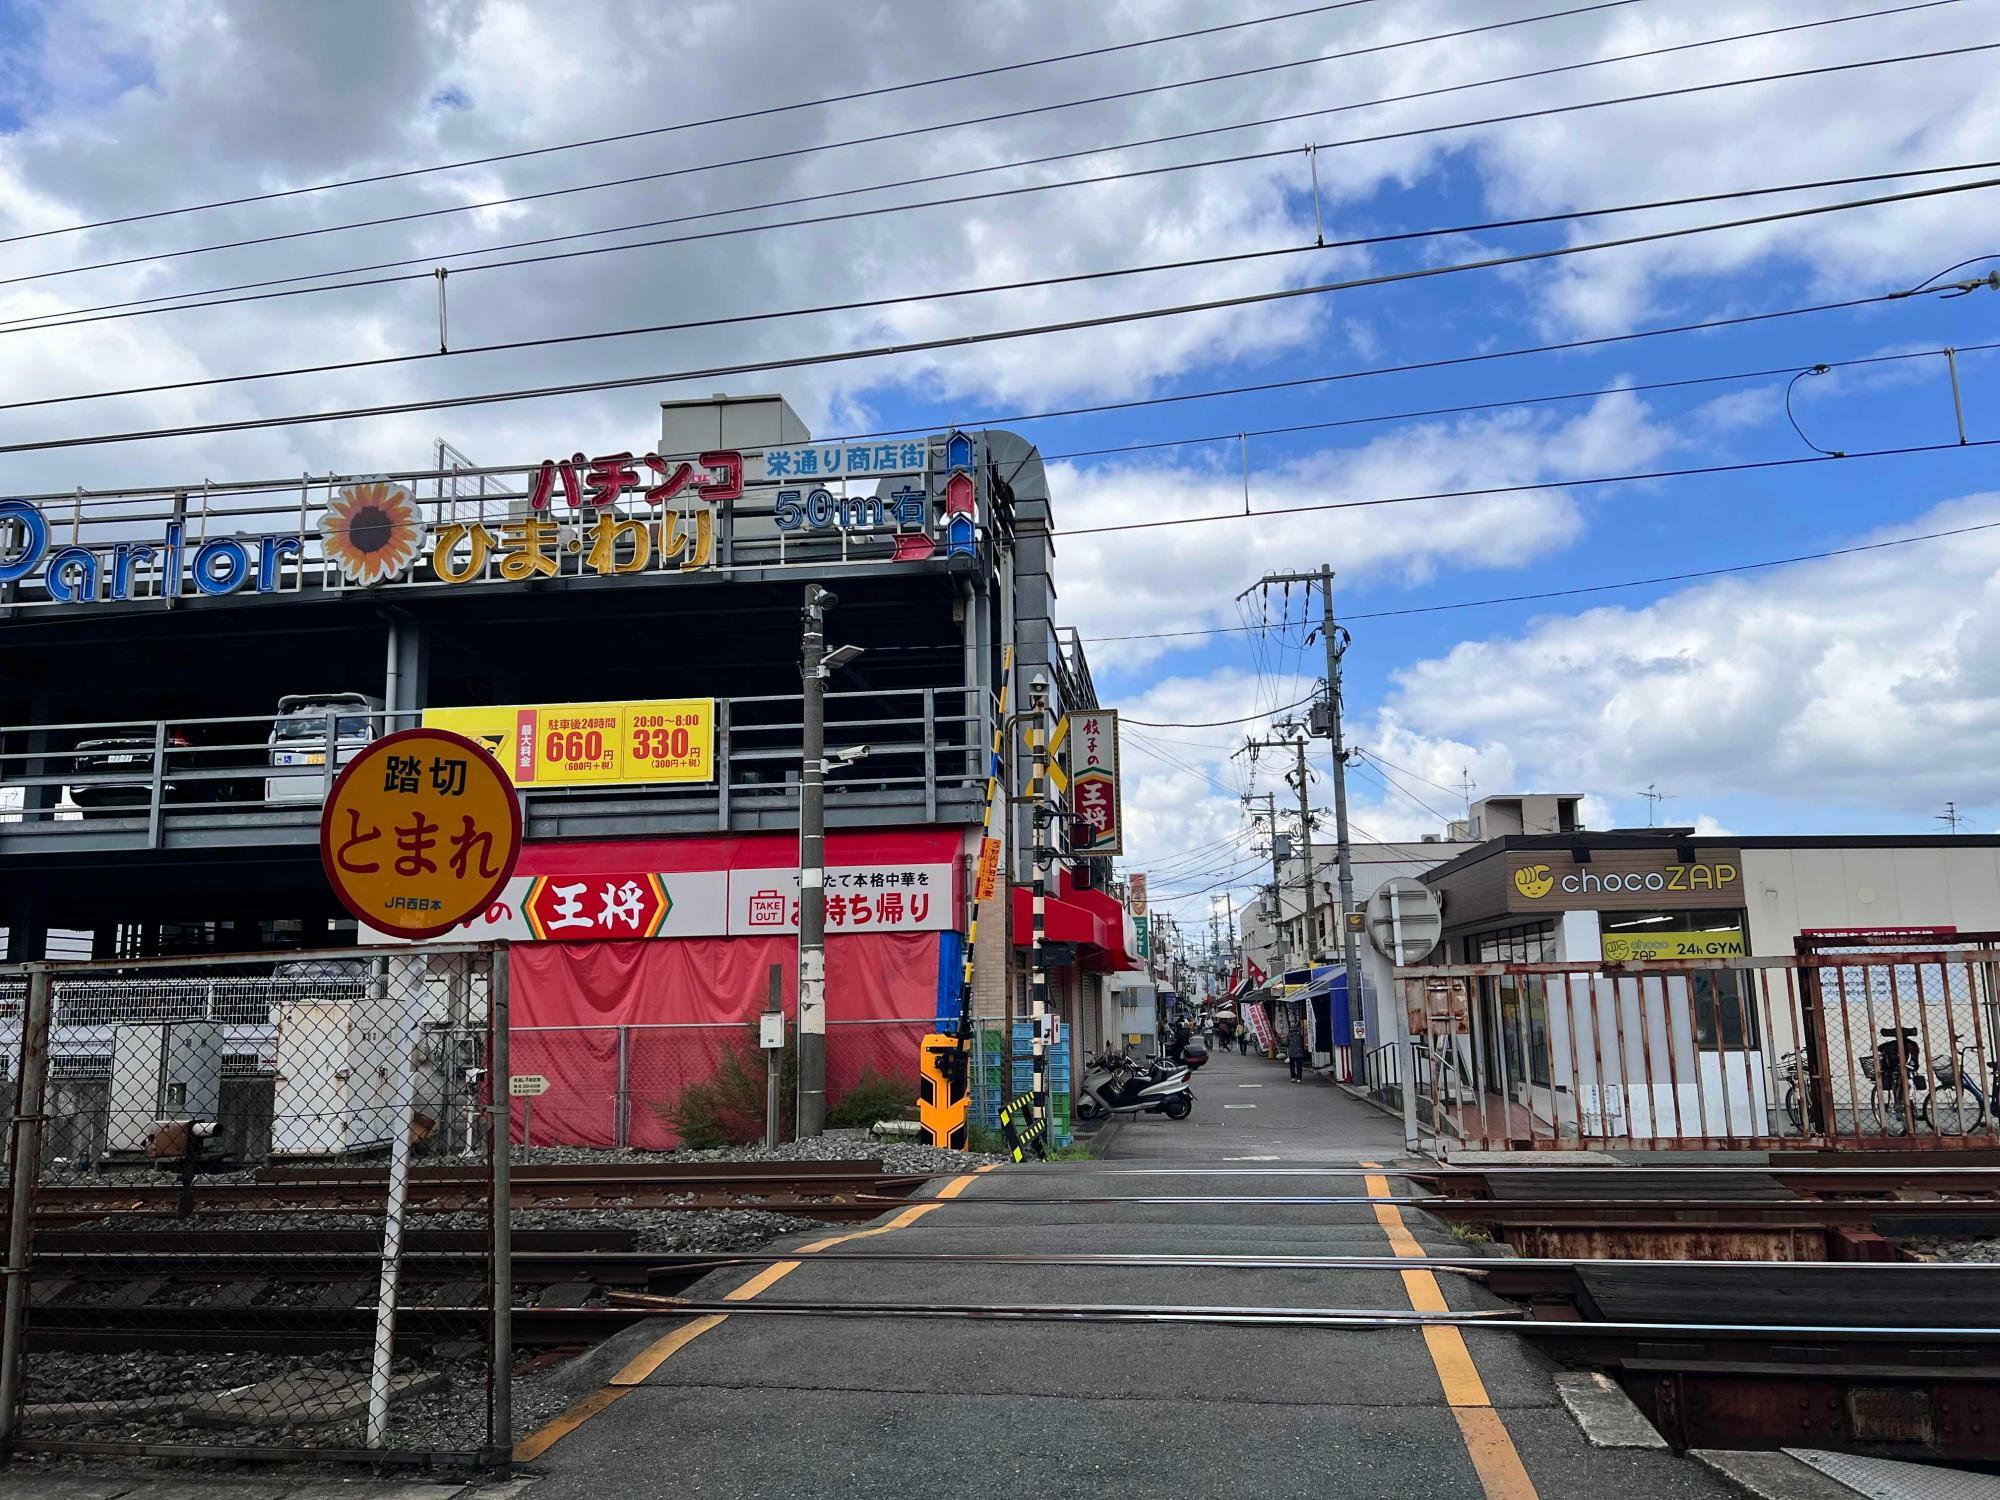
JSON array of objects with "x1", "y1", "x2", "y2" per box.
[
  {"x1": 1239, "y1": 566, "x2": 1363, "y2": 1058},
  {"x1": 797, "y1": 583, "x2": 830, "y2": 1137},
  {"x1": 1244, "y1": 791, "x2": 1287, "y2": 975},
  {"x1": 1315, "y1": 566, "x2": 1364, "y2": 1045},
  {"x1": 1240, "y1": 736, "x2": 1317, "y2": 973}
]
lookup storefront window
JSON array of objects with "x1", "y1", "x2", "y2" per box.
[
  {"x1": 1599, "y1": 909, "x2": 1757, "y2": 1050},
  {"x1": 1693, "y1": 971, "x2": 1760, "y2": 1050},
  {"x1": 1468, "y1": 922, "x2": 1555, "y2": 1089}
]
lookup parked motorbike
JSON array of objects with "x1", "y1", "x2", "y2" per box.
[{"x1": 1074, "y1": 1048, "x2": 1195, "y2": 1121}]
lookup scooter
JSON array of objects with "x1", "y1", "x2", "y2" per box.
[{"x1": 1074, "y1": 1048, "x2": 1195, "y2": 1121}]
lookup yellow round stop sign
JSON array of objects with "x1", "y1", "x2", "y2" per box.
[{"x1": 318, "y1": 727, "x2": 522, "y2": 939}]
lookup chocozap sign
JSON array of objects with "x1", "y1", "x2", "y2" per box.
[{"x1": 1505, "y1": 849, "x2": 1744, "y2": 912}]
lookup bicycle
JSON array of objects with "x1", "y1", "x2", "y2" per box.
[
  {"x1": 1775, "y1": 1048, "x2": 1809, "y2": 1134},
  {"x1": 1858, "y1": 1029, "x2": 1924, "y2": 1136},
  {"x1": 1927, "y1": 1044, "x2": 1990, "y2": 1135}
]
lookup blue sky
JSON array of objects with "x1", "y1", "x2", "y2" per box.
[{"x1": 0, "y1": 0, "x2": 1996, "y2": 917}]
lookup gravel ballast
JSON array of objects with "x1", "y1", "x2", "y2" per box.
[
  {"x1": 11, "y1": 1136, "x2": 1006, "y2": 1462},
  {"x1": 513, "y1": 1130, "x2": 1005, "y2": 1176}
]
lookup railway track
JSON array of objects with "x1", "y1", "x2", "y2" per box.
[
  {"x1": 16, "y1": 1160, "x2": 935, "y2": 1221},
  {"x1": 1400, "y1": 1164, "x2": 2000, "y2": 1256}
]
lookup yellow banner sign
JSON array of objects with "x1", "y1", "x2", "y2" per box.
[
  {"x1": 1601, "y1": 930, "x2": 1748, "y2": 962},
  {"x1": 422, "y1": 699, "x2": 714, "y2": 787}
]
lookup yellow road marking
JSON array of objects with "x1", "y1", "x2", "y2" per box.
[
  {"x1": 1360, "y1": 1162, "x2": 1537, "y2": 1500},
  {"x1": 513, "y1": 1176, "x2": 972, "y2": 1460},
  {"x1": 609, "y1": 1314, "x2": 727, "y2": 1386},
  {"x1": 512, "y1": 1386, "x2": 631, "y2": 1461}
]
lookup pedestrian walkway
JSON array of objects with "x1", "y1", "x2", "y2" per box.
[
  {"x1": 511, "y1": 1062, "x2": 1736, "y2": 1500},
  {"x1": 1096, "y1": 1043, "x2": 1408, "y2": 1161}
]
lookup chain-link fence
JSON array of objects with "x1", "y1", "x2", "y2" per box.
[
  {"x1": 511, "y1": 1017, "x2": 933, "y2": 1149},
  {"x1": 0, "y1": 944, "x2": 511, "y2": 1467}
]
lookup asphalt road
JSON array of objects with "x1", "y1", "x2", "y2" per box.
[{"x1": 517, "y1": 1050, "x2": 1735, "y2": 1499}]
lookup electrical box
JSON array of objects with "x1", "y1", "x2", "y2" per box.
[
  {"x1": 108, "y1": 1022, "x2": 223, "y2": 1152},
  {"x1": 759, "y1": 1013, "x2": 785, "y2": 1050},
  {"x1": 271, "y1": 994, "x2": 403, "y2": 1157}
]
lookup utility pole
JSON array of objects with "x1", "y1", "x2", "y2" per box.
[
  {"x1": 1241, "y1": 567, "x2": 1366, "y2": 1100},
  {"x1": 1245, "y1": 791, "x2": 1287, "y2": 976},
  {"x1": 1315, "y1": 564, "x2": 1364, "y2": 1048},
  {"x1": 1240, "y1": 736, "x2": 1318, "y2": 974},
  {"x1": 796, "y1": 583, "x2": 830, "y2": 1137},
  {"x1": 1222, "y1": 890, "x2": 1238, "y2": 990}
]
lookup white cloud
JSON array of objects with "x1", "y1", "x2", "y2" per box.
[
  {"x1": 1056, "y1": 390, "x2": 1670, "y2": 669},
  {"x1": 1379, "y1": 492, "x2": 2000, "y2": 821}
]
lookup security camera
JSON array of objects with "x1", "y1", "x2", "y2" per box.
[{"x1": 825, "y1": 744, "x2": 873, "y2": 771}]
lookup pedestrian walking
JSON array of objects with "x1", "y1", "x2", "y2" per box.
[
  {"x1": 1286, "y1": 1023, "x2": 1307, "y2": 1082},
  {"x1": 1238, "y1": 1025, "x2": 1251, "y2": 1056}
]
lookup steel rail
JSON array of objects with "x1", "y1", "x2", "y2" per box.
[
  {"x1": 623, "y1": 1248, "x2": 2000, "y2": 1274},
  {"x1": 597, "y1": 1294, "x2": 2000, "y2": 1346},
  {"x1": 258, "y1": 1159, "x2": 920, "y2": 1183}
]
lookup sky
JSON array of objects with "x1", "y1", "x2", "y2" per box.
[{"x1": 1, "y1": 0, "x2": 1997, "y2": 933}]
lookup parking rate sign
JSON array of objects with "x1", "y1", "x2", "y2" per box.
[{"x1": 319, "y1": 727, "x2": 523, "y2": 939}]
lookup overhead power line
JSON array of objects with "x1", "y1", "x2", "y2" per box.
[
  {"x1": 0, "y1": 287, "x2": 1959, "y2": 509},
  {"x1": 0, "y1": 0, "x2": 1393, "y2": 249},
  {"x1": 1125, "y1": 693, "x2": 1320, "y2": 728},
  {"x1": 1060, "y1": 435, "x2": 2000, "y2": 541},
  {"x1": 6, "y1": 0, "x2": 1639, "y2": 286},
  {"x1": 15, "y1": 157, "x2": 1991, "y2": 414},
  {"x1": 3, "y1": 3, "x2": 1964, "y2": 325},
  {"x1": 6, "y1": 170, "x2": 1991, "y2": 458},
  {"x1": 1044, "y1": 511, "x2": 2000, "y2": 649}
]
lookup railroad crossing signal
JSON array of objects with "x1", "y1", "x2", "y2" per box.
[{"x1": 918, "y1": 1033, "x2": 971, "y2": 1149}]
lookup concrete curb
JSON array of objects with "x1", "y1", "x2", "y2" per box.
[
  {"x1": 1693, "y1": 1449, "x2": 1874, "y2": 1500},
  {"x1": 1555, "y1": 1371, "x2": 1666, "y2": 1449}
]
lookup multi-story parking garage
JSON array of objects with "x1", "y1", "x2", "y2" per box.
[{"x1": 0, "y1": 392, "x2": 1135, "y2": 1144}]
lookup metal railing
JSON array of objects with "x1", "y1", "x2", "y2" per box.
[
  {"x1": 0, "y1": 685, "x2": 994, "y2": 849},
  {"x1": 1397, "y1": 948, "x2": 2000, "y2": 1152},
  {"x1": 0, "y1": 943, "x2": 511, "y2": 1467},
  {"x1": 0, "y1": 453, "x2": 991, "y2": 612}
]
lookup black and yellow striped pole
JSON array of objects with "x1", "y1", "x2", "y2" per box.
[
  {"x1": 1028, "y1": 671, "x2": 1052, "y2": 1145},
  {"x1": 919, "y1": 648, "x2": 1013, "y2": 1150}
]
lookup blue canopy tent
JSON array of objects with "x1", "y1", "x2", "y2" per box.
[{"x1": 1292, "y1": 967, "x2": 1355, "y2": 1071}]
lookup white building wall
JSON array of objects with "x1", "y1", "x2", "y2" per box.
[{"x1": 1742, "y1": 845, "x2": 2000, "y2": 953}]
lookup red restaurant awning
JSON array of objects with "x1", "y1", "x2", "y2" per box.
[{"x1": 1010, "y1": 871, "x2": 1139, "y2": 972}]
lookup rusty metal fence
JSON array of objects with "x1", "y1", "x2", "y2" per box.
[
  {"x1": 1397, "y1": 946, "x2": 2000, "y2": 1152},
  {"x1": 0, "y1": 944, "x2": 512, "y2": 1467}
]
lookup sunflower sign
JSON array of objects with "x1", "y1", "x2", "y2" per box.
[{"x1": 322, "y1": 481, "x2": 428, "y2": 586}]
